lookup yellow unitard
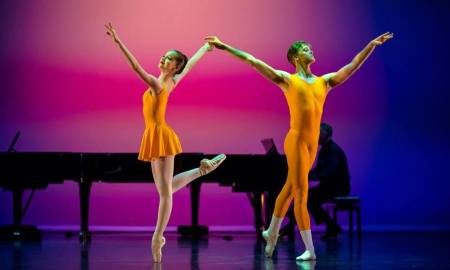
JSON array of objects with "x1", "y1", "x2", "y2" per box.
[{"x1": 273, "y1": 74, "x2": 328, "y2": 230}]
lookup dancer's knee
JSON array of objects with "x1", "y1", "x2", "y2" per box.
[
  {"x1": 159, "y1": 192, "x2": 172, "y2": 200},
  {"x1": 274, "y1": 195, "x2": 292, "y2": 217},
  {"x1": 293, "y1": 188, "x2": 308, "y2": 205},
  {"x1": 158, "y1": 184, "x2": 173, "y2": 199}
]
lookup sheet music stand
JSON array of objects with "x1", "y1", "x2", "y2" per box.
[{"x1": 261, "y1": 138, "x2": 279, "y2": 155}]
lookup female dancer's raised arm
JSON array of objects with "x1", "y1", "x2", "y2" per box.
[
  {"x1": 105, "y1": 23, "x2": 161, "y2": 91},
  {"x1": 173, "y1": 42, "x2": 213, "y2": 85}
]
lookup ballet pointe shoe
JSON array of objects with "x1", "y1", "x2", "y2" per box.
[
  {"x1": 296, "y1": 250, "x2": 316, "y2": 261},
  {"x1": 152, "y1": 236, "x2": 166, "y2": 263},
  {"x1": 262, "y1": 230, "x2": 279, "y2": 258},
  {"x1": 199, "y1": 154, "x2": 226, "y2": 176}
]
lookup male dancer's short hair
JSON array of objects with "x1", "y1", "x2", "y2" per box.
[{"x1": 287, "y1": 41, "x2": 311, "y2": 66}]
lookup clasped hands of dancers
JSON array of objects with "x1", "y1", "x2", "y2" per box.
[{"x1": 105, "y1": 23, "x2": 393, "y2": 262}]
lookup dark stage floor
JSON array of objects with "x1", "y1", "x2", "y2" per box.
[{"x1": 1, "y1": 231, "x2": 449, "y2": 270}]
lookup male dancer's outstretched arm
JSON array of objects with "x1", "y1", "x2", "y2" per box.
[
  {"x1": 105, "y1": 23, "x2": 162, "y2": 91},
  {"x1": 205, "y1": 36, "x2": 290, "y2": 90},
  {"x1": 323, "y1": 32, "x2": 394, "y2": 90}
]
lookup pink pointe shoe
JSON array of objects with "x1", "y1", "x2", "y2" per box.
[{"x1": 199, "y1": 154, "x2": 226, "y2": 176}]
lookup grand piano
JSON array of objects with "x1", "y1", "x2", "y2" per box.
[{"x1": 0, "y1": 151, "x2": 287, "y2": 241}]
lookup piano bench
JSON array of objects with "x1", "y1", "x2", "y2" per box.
[{"x1": 328, "y1": 196, "x2": 361, "y2": 238}]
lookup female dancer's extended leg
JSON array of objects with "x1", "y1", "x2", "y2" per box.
[
  {"x1": 172, "y1": 154, "x2": 227, "y2": 193},
  {"x1": 150, "y1": 154, "x2": 226, "y2": 262}
]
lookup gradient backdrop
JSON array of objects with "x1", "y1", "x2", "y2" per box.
[{"x1": 1, "y1": 0, "x2": 449, "y2": 231}]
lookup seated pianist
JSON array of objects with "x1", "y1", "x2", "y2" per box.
[{"x1": 280, "y1": 123, "x2": 351, "y2": 240}]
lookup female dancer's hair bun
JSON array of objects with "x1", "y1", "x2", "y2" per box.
[{"x1": 172, "y1": 50, "x2": 188, "y2": 74}]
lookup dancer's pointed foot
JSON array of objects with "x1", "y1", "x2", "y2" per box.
[
  {"x1": 199, "y1": 154, "x2": 226, "y2": 176},
  {"x1": 152, "y1": 236, "x2": 166, "y2": 263},
  {"x1": 262, "y1": 230, "x2": 279, "y2": 258},
  {"x1": 296, "y1": 250, "x2": 316, "y2": 261}
]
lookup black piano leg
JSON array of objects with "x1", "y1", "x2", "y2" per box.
[
  {"x1": 177, "y1": 181, "x2": 208, "y2": 237},
  {"x1": 191, "y1": 181, "x2": 200, "y2": 227},
  {"x1": 246, "y1": 192, "x2": 265, "y2": 238},
  {"x1": 0, "y1": 189, "x2": 42, "y2": 241},
  {"x1": 79, "y1": 180, "x2": 92, "y2": 242},
  {"x1": 12, "y1": 189, "x2": 24, "y2": 225}
]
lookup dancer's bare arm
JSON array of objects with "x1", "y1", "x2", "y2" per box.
[
  {"x1": 205, "y1": 36, "x2": 290, "y2": 90},
  {"x1": 323, "y1": 32, "x2": 394, "y2": 92},
  {"x1": 105, "y1": 23, "x2": 161, "y2": 91},
  {"x1": 173, "y1": 43, "x2": 213, "y2": 85}
]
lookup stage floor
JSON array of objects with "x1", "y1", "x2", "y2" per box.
[{"x1": 1, "y1": 231, "x2": 449, "y2": 270}]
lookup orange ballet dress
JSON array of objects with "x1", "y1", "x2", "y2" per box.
[
  {"x1": 273, "y1": 74, "x2": 329, "y2": 230},
  {"x1": 138, "y1": 87, "x2": 182, "y2": 162}
]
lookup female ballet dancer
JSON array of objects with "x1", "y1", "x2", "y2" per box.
[
  {"x1": 105, "y1": 23, "x2": 226, "y2": 262},
  {"x1": 206, "y1": 32, "x2": 393, "y2": 260}
]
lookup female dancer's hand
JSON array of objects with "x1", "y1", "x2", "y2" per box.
[
  {"x1": 205, "y1": 36, "x2": 226, "y2": 50},
  {"x1": 205, "y1": 42, "x2": 214, "y2": 52},
  {"x1": 105, "y1": 23, "x2": 120, "y2": 43},
  {"x1": 370, "y1": 32, "x2": 394, "y2": 47}
]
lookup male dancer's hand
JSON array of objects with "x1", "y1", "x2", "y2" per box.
[
  {"x1": 205, "y1": 36, "x2": 226, "y2": 50},
  {"x1": 370, "y1": 32, "x2": 394, "y2": 47},
  {"x1": 105, "y1": 23, "x2": 120, "y2": 43}
]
